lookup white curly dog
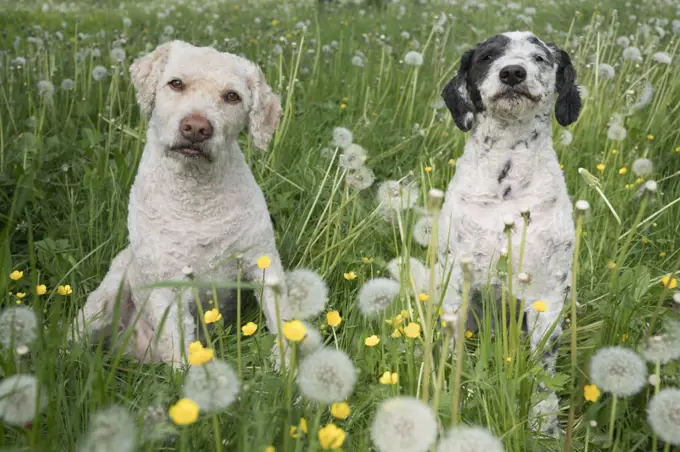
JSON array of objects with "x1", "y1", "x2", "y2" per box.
[
  {"x1": 390, "y1": 31, "x2": 581, "y2": 434},
  {"x1": 71, "y1": 40, "x2": 287, "y2": 367}
]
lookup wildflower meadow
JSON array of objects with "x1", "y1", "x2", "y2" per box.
[{"x1": 1, "y1": 0, "x2": 680, "y2": 451}]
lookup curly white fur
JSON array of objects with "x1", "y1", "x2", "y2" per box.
[{"x1": 70, "y1": 40, "x2": 287, "y2": 367}]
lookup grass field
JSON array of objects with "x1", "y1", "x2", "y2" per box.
[{"x1": 1, "y1": 0, "x2": 680, "y2": 450}]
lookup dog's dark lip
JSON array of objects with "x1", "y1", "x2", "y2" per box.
[
  {"x1": 493, "y1": 88, "x2": 541, "y2": 103},
  {"x1": 168, "y1": 145, "x2": 213, "y2": 162}
]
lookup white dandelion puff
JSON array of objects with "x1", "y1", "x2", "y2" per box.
[
  {"x1": 332, "y1": 127, "x2": 353, "y2": 149},
  {"x1": 163, "y1": 25, "x2": 174, "y2": 35},
  {"x1": 589, "y1": 346, "x2": 647, "y2": 396},
  {"x1": 401, "y1": 31, "x2": 411, "y2": 40},
  {"x1": 616, "y1": 36, "x2": 630, "y2": 47},
  {"x1": 357, "y1": 278, "x2": 401, "y2": 316},
  {"x1": 122, "y1": 17, "x2": 132, "y2": 28},
  {"x1": 297, "y1": 348, "x2": 357, "y2": 403},
  {"x1": 404, "y1": 51, "x2": 424, "y2": 66},
  {"x1": 377, "y1": 180, "x2": 419, "y2": 211},
  {"x1": 632, "y1": 85, "x2": 653, "y2": 111},
  {"x1": 559, "y1": 129, "x2": 573, "y2": 146},
  {"x1": 598, "y1": 63, "x2": 615, "y2": 79},
  {"x1": 436, "y1": 425, "x2": 504, "y2": 452},
  {"x1": 351, "y1": 55, "x2": 364, "y2": 67},
  {"x1": 0, "y1": 306, "x2": 38, "y2": 349},
  {"x1": 632, "y1": 158, "x2": 654, "y2": 177},
  {"x1": 371, "y1": 396, "x2": 438, "y2": 452},
  {"x1": 91, "y1": 65, "x2": 108, "y2": 81},
  {"x1": 622, "y1": 46, "x2": 642, "y2": 62},
  {"x1": 647, "y1": 388, "x2": 680, "y2": 445},
  {"x1": 0, "y1": 374, "x2": 48, "y2": 427},
  {"x1": 641, "y1": 335, "x2": 680, "y2": 364},
  {"x1": 111, "y1": 47, "x2": 126, "y2": 62},
  {"x1": 607, "y1": 122, "x2": 627, "y2": 141},
  {"x1": 386, "y1": 256, "x2": 432, "y2": 296},
  {"x1": 282, "y1": 269, "x2": 329, "y2": 320},
  {"x1": 183, "y1": 359, "x2": 240, "y2": 413},
  {"x1": 77, "y1": 405, "x2": 137, "y2": 452},
  {"x1": 339, "y1": 144, "x2": 368, "y2": 170},
  {"x1": 346, "y1": 166, "x2": 375, "y2": 191},
  {"x1": 61, "y1": 78, "x2": 75, "y2": 91},
  {"x1": 36, "y1": 80, "x2": 54, "y2": 98},
  {"x1": 413, "y1": 215, "x2": 433, "y2": 247},
  {"x1": 652, "y1": 52, "x2": 672, "y2": 64}
]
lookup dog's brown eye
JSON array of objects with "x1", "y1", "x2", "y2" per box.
[
  {"x1": 224, "y1": 91, "x2": 241, "y2": 103},
  {"x1": 169, "y1": 79, "x2": 184, "y2": 90}
]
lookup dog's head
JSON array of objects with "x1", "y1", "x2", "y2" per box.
[
  {"x1": 442, "y1": 31, "x2": 581, "y2": 131},
  {"x1": 130, "y1": 40, "x2": 281, "y2": 163}
]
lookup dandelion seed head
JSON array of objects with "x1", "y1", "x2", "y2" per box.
[
  {"x1": 36, "y1": 80, "x2": 54, "y2": 97},
  {"x1": 642, "y1": 334, "x2": 680, "y2": 364},
  {"x1": 377, "y1": 180, "x2": 419, "y2": 211},
  {"x1": 616, "y1": 36, "x2": 630, "y2": 47},
  {"x1": 283, "y1": 269, "x2": 329, "y2": 320},
  {"x1": 413, "y1": 215, "x2": 433, "y2": 247},
  {"x1": 351, "y1": 55, "x2": 364, "y2": 67},
  {"x1": 607, "y1": 122, "x2": 627, "y2": 141},
  {"x1": 332, "y1": 127, "x2": 353, "y2": 149},
  {"x1": 61, "y1": 78, "x2": 75, "y2": 91},
  {"x1": 652, "y1": 52, "x2": 672, "y2": 64},
  {"x1": 111, "y1": 47, "x2": 126, "y2": 62},
  {"x1": 559, "y1": 129, "x2": 573, "y2": 146},
  {"x1": 346, "y1": 166, "x2": 375, "y2": 191},
  {"x1": 297, "y1": 348, "x2": 357, "y2": 403},
  {"x1": 436, "y1": 425, "x2": 504, "y2": 452},
  {"x1": 357, "y1": 277, "x2": 401, "y2": 316},
  {"x1": 0, "y1": 306, "x2": 38, "y2": 349},
  {"x1": 122, "y1": 17, "x2": 132, "y2": 28},
  {"x1": 632, "y1": 158, "x2": 654, "y2": 177},
  {"x1": 589, "y1": 346, "x2": 647, "y2": 396},
  {"x1": 632, "y1": 85, "x2": 654, "y2": 111},
  {"x1": 92, "y1": 65, "x2": 108, "y2": 81},
  {"x1": 647, "y1": 388, "x2": 680, "y2": 445},
  {"x1": 0, "y1": 374, "x2": 48, "y2": 426},
  {"x1": 598, "y1": 63, "x2": 615, "y2": 79},
  {"x1": 622, "y1": 46, "x2": 642, "y2": 62},
  {"x1": 371, "y1": 396, "x2": 437, "y2": 452},
  {"x1": 183, "y1": 359, "x2": 240, "y2": 413},
  {"x1": 339, "y1": 144, "x2": 367, "y2": 170},
  {"x1": 404, "y1": 51, "x2": 423, "y2": 66},
  {"x1": 77, "y1": 405, "x2": 137, "y2": 452}
]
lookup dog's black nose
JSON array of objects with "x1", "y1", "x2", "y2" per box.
[
  {"x1": 499, "y1": 65, "x2": 527, "y2": 86},
  {"x1": 179, "y1": 113, "x2": 213, "y2": 143}
]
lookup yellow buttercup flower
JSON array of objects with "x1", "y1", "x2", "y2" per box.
[
  {"x1": 584, "y1": 384, "x2": 601, "y2": 402},
  {"x1": 271, "y1": 19, "x2": 280, "y2": 26},
  {"x1": 168, "y1": 398, "x2": 199, "y2": 425},
  {"x1": 379, "y1": 371, "x2": 398, "y2": 385},
  {"x1": 188, "y1": 342, "x2": 214, "y2": 366},
  {"x1": 448, "y1": 159, "x2": 456, "y2": 167},
  {"x1": 659, "y1": 251, "x2": 667, "y2": 258},
  {"x1": 203, "y1": 308, "x2": 222, "y2": 324},
  {"x1": 424, "y1": 166, "x2": 432, "y2": 173},
  {"x1": 257, "y1": 256, "x2": 272, "y2": 269},
  {"x1": 400, "y1": 309, "x2": 409, "y2": 319},
  {"x1": 607, "y1": 261, "x2": 617, "y2": 269},
  {"x1": 418, "y1": 292, "x2": 430, "y2": 302},
  {"x1": 318, "y1": 423, "x2": 346, "y2": 449},
  {"x1": 532, "y1": 301, "x2": 547, "y2": 313},
  {"x1": 241, "y1": 322, "x2": 258, "y2": 336},
  {"x1": 621, "y1": 333, "x2": 629, "y2": 343},
  {"x1": 36, "y1": 285, "x2": 47, "y2": 296},
  {"x1": 403, "y1": 322, "x2": 421, "y2": 338},
  {"x1": 57, "y1": 285, "x2": 73, "y2": 295},
  {"x1": 505, "y1": 356, "x2": 513, "y2": 363},
  {"x1": 385, "y1": 314, "x2": 404, "y2": 326},
  {"x1": 327, "y1": 311, "x2": 342, "y2": 327},
  {"x1": 647, "y1": 134, "x2": 654, "y2": 140},
  {"x1": 662, "y1": 274, "x2": 678, "y2": 289},
  {"x1": 391, "y1": 329, "x2": 402, "y2": 338},
  {"x1": 15, "y1": 292, "x2": 26, "y2": 299},
  {"x1": 283, "y1": 320, "x2": 306, "y2": 342},
  {"x1": 364, "y1": 335, "x2": 380, "y2": 347},
  {"x1": 9, "y1": 270, "x2": 23, "y2": 281},
  {"x1": 343, "y1": 271, "x2": 356, "y2": 280},
  {"x1": 464, "y1": 330, "x2": 473, "y2": 339},
  {"x1": 618, "y1": 167, "x2": 628, "y2": 175},
  {"x1": 362, "y1": 257, "x2": 374, "y2": 264},
  {"x1": 330, "y1": 402, "x2": 351, "y2": 420},
  {"x1": 340, "y1": 103, "x2": 347, "y2": 110},
  {"x1": 290, "y1": 418, "x2": 308, "y2": 438},
  {"x1": 265, "y1": 447, "x2": 275, "y2": 452},
  {"x1": 595, "y1": 163, "x2": 605, "y2": 172}
]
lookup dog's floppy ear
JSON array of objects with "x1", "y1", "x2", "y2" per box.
[
  {"x1": 248, "y1": 65, "x2": 282, "y2": 151},
  {"x1": 129, "y1": 41, "x2": 178, "y2": 115},
  {"x1": 549, "y1": 44, "x2": 581, "y2": 127},
  {"x1": 441, "y1": 49, "x2": 476, "y2": 132}
]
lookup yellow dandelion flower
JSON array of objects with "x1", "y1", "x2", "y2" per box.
[
  {"x1": 203, "y1": 308, "x2": 222, "y2": 324},
  {"x1": 343, "y1": 271, "x2": 356, "y2": 280},
  {"x1": 241, "y1": 322, "x2": 258, "y2": 336},
  {"x1": 647, "y1": 134, "x2": 654, "y2": 140},
  {"x1": 424, "y1": 166, "x2": 432, "y2": 173},
  {"x1": 330, "y1": 402, "x2": 351, "y2": 420},
  {"x1": 418, "y1": 292, "x2": 430, "y2": 302},
  {"x1": 618, "y1": 167, "x2": 628, "y2": 175},
  {"x1": 318, "y1": 424, "x2": 346, "y2": 449},
  {"x1": 532, "y1": 300, "x2": 547, "y2": 312},
  {"x1": 57, "y1": 285, "x2": 73, "y2": 295},
  {"x1": 584, "y1": 384, "x2": 601, "y2": 402},
  {"x1": 283, "y1": 320, "x2": 306, "y2": 342},
  {"x1": 168, "y1": 398, "x2": 199, "y2": 425},
  {"x1": 662, "y1": 274, "x2": 678, "y2": 289},
  {"x1": 9, "y1": 270, "x2": 23, "y2": 281},
  {"x1": 327, "y1": 311, "x2": 342, "y2": 327},
  {"x1": 464, "y1": 330, "x2": 473, "y2": 339},
  {"x1": 403, "y1": 322, "x2": 421, "y2": 338},
  {"x1": 340, "y1": 103, "x2": 347, "y2": 110},
  {"x1": 596, "y1": 163, "x2": 605, "y2": 172},
  {"x1": 362, "y1": 257, "x2": 374, "y2": 264},
  {"x1": 36, "y1": 285, "x2": 47, "y2": 296},
  {"x1": 379, "y1": 371, "x2": 398, "y2": 385},
  {"x1": 364, "y1": 335, "x2": 380, "y2": 347},
  {"x1": 659, "y1": 251, "x2": 666, "y2": 258},
  {"x1": 257, "y1": 256, "x2": 271, "y2": 269}
]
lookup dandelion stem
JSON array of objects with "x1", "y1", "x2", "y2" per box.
[
  {"x1": 450, "y1": 266, "x2": 472, "y2": 425},
  {"x1": 611, "y1": 193, "x2": 649, "y2": 289},
  {"x1": 212, "y1": 414, "x2": 223, "y2": 452},
  {"x1": 421, "y1": 199, "x2": 440, "y2": 403},
  {"x1": 651, "y1": 361, "x2": 661, "y2": 451},
  {"x1": 607, "y1": 395, "x2": 618, "y2": 447},
  {"x1": 432, "y1": 329, "x2": 452, "y2": 414}
]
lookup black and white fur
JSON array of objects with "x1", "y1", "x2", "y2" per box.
[{"x1": 439, "y1": 31, "x2": 581, "y2": 433}]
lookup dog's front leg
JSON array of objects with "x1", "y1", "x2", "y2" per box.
[{"x1": 141, "y1": 286, "x2": 196, "y2": 368}]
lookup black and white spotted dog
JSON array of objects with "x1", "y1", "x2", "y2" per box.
[{"x1": 438, "y1": 31, "x2": 581, "y2": 432}]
